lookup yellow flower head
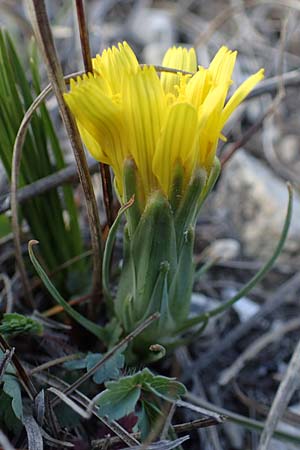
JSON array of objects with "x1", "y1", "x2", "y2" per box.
[{"x1": 64, "y1": 42, "x2": 264, "y2": 205}]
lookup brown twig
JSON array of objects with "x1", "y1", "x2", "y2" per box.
[
  {"x1": 75, "y1": 0, "x2": 115, "y2": 229},
  {"x1": 42, "y1": 292, "x2": 92, "y2": 318},
  {"x1": 220, "y1": 111, "x2": 268, "y2": 167},
  {"x1": 0, "y1": 348, "x2": 15, "y2": 383},
  {"x1": 91, "y1": 417, "x2": 224, "y2": 449},
  {"x1": 0, "y1": 430, "x2": 16, "y2": 450},
  {"x1": 75, "y1": 0, "x2": 92, "y2": 73},
  {"x1": 29, "y1": 353, "x2": 82, "y2": 375},
  {"x1": 0, "y1": 334, "x2": 37, "y2": 400},
  {"x1": 26, "y1": 0, "x2": 103, "y2": 313},
  {"x1": 1, "y1": 157, "x2": 98, "y2": 215},
  {"x1": 258, "y1": 335, "x2": 300, "y2": 450}
]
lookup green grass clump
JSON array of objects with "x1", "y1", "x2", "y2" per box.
[{"x1": 0, "y1": 29, "x2": 86, "y2": 292}]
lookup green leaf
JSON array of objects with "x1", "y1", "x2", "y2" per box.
[
  {"x1": 138, "y1": 399, "x2": 163, "y2": 440},
  {"x1": 86, "y1": 351, "x2": 125, "y2": 385},
  {"x1": 0, "y1": 313, "x2": 43, "y2": 336},
  {"x1": 196, "y1": 156, "x2": 221, "y2": 214},
  {"x1": 168, "y1": 227, "x2": 194, "y2": 322},
  {"x1": 132, "y1": 193, "x2": 177, "y2": 321},
  {"x1": 123, "y1": 158, "x2": 142, "y2": 235},
  {"x1": 0, "y1": 392, "x2": 22, "y2": 433},
  {"x1": 96, "y1": 368, "x2": 186, "y2": 422},
  {"x1": 0, "y1": 215, "x2": 11, "y2": 237},
  {"x1": 28, "y1": 241, "x2": 108, "y2": 342},
  {"x1": 96, "y1": 376, "x2": 141, "y2": 421},
  {"x1": 174, "y1": 168, "x2": 206, "y2": 251},
  {"x1": 103, "y1": 318, "x2": 122, "y2": 347},
  {"x1": 102, "y1": 197, "x2": 135, "y2": 302},
  {"x1": 144, "y1": 374, "x2": 186, "y2": 402},
  {"x1": 64, "y1": 349, "x2": 125, "y2": 385},
  {"x1": 63, "y1": 356, "x2": 87, "y2": 371},
  {"x1": 2, "y1": 374, "x2": 23, "y2": 421}
]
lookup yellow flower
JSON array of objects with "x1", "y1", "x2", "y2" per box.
[{"x1": 64, "y1": 42, "x2": 264, "y2": 204}]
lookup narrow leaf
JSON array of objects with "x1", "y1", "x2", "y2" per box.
[{"x1": 28, "y1": 241, "x2": 107, "y2": 341}]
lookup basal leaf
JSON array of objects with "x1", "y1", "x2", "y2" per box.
[
  {"x1": 144, "y1": 375, "x2": 186, "y2": 402},
  {"x1": 0, "y1": 392, "x2": 22, "y2": 433},
  {"x1": 2, "y1": 374, "x2": 23, "y2": 421},
  {"x1": 64, "y1": 349, "x2": 125, "y2": 384},
  {"x1": 96, "y1": 369, "x2": 186, "y2": 423},
  {"x1": 86, "y1": 351, "x2": 125, "y2": 385},
  {"x1": 96, "y1": 377, "x2": 141, "y2": 421}
]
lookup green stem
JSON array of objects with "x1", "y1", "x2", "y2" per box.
[{"x1": 102, "y1": 197, "x2": 135, "y2": 302}]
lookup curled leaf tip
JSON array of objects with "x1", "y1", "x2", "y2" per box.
[{"x1": 28, "y1": 239, "x2": 39, "y2": 248}]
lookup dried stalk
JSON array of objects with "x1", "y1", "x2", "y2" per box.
[
  {"x1": 75, "y1": 0, "x2": 92, "y2": 72},
  {"x1": 258, "y1": 338, "x2": 300, "y2": 450},
  {"x1": 0, "y1": 430, "x2": 15, "y2": 450},
  {"x1": 25, "y1": 0, "x2": 103, "y2": 312},
  {"x1": 91, "y1": 417, "x2": 222, "y2": 449},
  {"x1": 0, "y1": 334, "x2": 37, "y2": 400},
  {"x1": 2, "y1": 157, "x2": 98, "y2": 214},
  {"x1": 75, "y1": 0, "x2": 115, "y2": 227}
]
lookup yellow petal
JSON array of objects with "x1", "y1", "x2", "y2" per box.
[
  {"x1": 161, "y1": 47, "x2": 197, "y2": 95},
  {"x1": 92, "y1": 41, "x2": 139, "y2": 94},
  {"x1": 153, "y1": 103, "x2": 199, "y2": 195},
  {"x1": 76, "y1": 122, "x2": 108, "y2": 163},
  {"x1": 186, "y1": 67, "x2": 212, "y2": 109},
  {"x1": 197, "y1": 83, "x2": 229, "y2": 167},
  {"x1": 221, "y1": 68, "x2": 265, "y2": 127},
  {"x1": 64, "y1": 76, "x2": 126, "y2": 183},
  {"x1": 122, "y1": 66, "x2": 165, "y2": 196},
  {"x1": 209, "y1": 46, "x2": 237, "y2": 85}
]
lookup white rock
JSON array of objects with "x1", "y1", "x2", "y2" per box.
[
  {"x1": 231, "y1": 293, "x2": 260, "y2": 322},
  {"x1": 277, "y1": 134, "x2": 299, "y2": 163},
  {"x1": 214, "y1": 150, "x2": 300, "y2": 261},
  {"x1": 202, "y1": 238, "x2": 241, "y2": 262}
]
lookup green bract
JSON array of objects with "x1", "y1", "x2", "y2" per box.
[{"x1": 112, "y1": 157, "x2": 221, "y2": 359}]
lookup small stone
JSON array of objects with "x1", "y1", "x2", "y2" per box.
[
  {"x1": 214, "y1": 150, "x2": 300, "y2": 261},
  {"x1": 276, "y1": 134, "x2": 299, "y2": 163},
  {"x1": 202, "y1": 238, "x2": 241, "y2": 262}
]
